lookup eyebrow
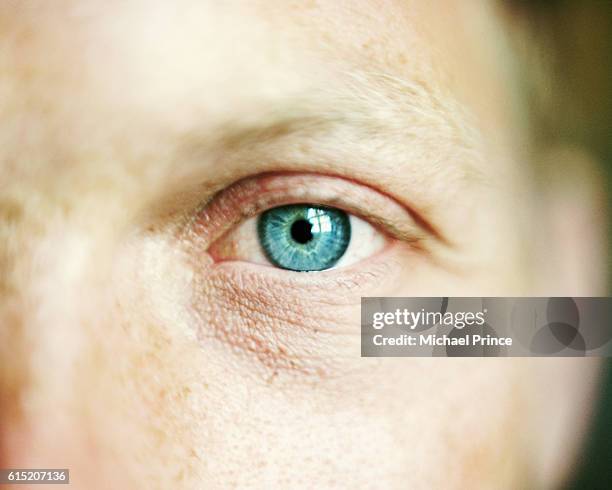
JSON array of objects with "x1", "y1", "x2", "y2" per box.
[{"x1": 179, "y1": 70, "x2": 485, "y2": 181}]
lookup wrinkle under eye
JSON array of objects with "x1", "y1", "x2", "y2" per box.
[{"x1": 257, "y1": 204, "x2": 351, "y2": 272}]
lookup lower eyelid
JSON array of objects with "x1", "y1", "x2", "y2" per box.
[{"x1": 201, "y1": 239, "x2": 405, "y2": 293}]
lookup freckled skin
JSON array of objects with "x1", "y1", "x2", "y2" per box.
[{"x1": 0, "y1": 1, "x2": 605, "y2": 489}]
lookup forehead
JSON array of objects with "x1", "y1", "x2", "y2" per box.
[{"x1": 2, "y1": 0, "x2": 518, "y2": 144}]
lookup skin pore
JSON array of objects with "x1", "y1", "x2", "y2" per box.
[{"x1": 0, "y1": 1, "x2": 605, "y2": 489}]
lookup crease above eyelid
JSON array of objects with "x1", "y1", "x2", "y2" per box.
[{"x1": 185, "y1": 172, "x2": 438, "y2": 250}]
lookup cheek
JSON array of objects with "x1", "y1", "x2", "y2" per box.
[
  {"x1": 115, "y1": 255, "x2": 531, "y2": 489},
  {"x1": 4, "y1": 229, "x2": 536, "y2": 489},
  {"x1": 122, "y1": 237, "x2": 530, "y2": 486}
]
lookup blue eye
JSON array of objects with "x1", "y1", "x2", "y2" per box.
[{"x1": 257, "y1": 204, "x2": 351, "y2": 271}]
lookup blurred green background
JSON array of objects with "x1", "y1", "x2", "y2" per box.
[
  {"x1": 570, "y1": 362, "x2": 612, "y2": 489},
  {"x1": 554, "y1": 4, "x2": 612, "y2": 489},
  {"x1": 507, "y1": 1, "x2": 612, "y2": 488}
]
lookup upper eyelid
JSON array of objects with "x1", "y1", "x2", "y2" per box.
[{"x1": 184, "y1": 172, "x2": 443, "y2": 250}]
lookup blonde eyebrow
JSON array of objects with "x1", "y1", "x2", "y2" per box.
[{"x1": 187, "y1": 70, "x2": 485, "y2": 179}]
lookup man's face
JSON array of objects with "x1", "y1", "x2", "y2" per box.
[{"x1": 0, "y1": 1, "x2": 603, "y2": 488}]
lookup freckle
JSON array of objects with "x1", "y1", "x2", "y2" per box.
[
  {"x1": 321, "y1": 32, "x2": 333, "y2": 44},
  {"x1": 361, "y1": 41, "x2": 372, "y2": 50},
  {"x1": 0, "y1": 197, "x2": 24, "y2": 223}
]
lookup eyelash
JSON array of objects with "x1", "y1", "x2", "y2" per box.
[{"x1": 183, "y1": 172, "x2": 430, "y2": 256}]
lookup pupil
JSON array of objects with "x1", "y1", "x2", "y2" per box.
[{"x1": 290, "y1": 219, "x2": 313, "y2": 244}]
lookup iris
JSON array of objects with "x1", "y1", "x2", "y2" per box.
[{"x1": 257, "y1": 204, "x2": 351, "y2": 271}]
